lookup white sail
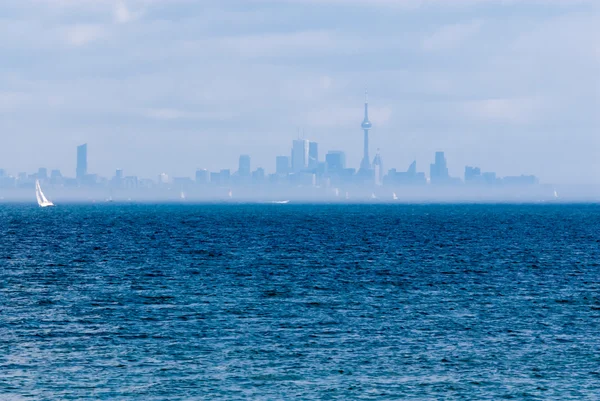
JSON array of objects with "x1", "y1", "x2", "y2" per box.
[
  {"x1": 228, "y1": 189, "x2": 233, "y2": 198},
  {"x1": 371, "y1": 193, "x2": 377, "y2": 199},
  {"x1": 180, "y1": 191, "x2": 186, "y2": 200},
  {"x1": 334, "y1": 188, "x2": 339, "y2": 197},
  {"x1": 35, "y1": 183, "x2": 43, "y2": 205},
  {"x1": 35, "y1": 180, "x2": 54, "y2": 207},
  {"x1": 393, "y1": 192, "x2": 398, "y2": 200}
]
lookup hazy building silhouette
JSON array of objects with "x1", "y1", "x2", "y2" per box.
[
  {"x1": 483, "y1": 172, "x2": 497, "y2": 185},
  {"x1": 37, "y1": 168, "x2": 48, "y2": 180},
  {"x1": 503, "y1": 175, "x2": 538, "y2": 185},
  {"x1": 430, "y1": 151, "x2": 449, "y2": 184},
  {"x1": 252, "y1": 167, "x2": 266, "y2": 183},
  {"x1": 291, "y1": 139, "x2": 309, "y2": 172},
  {"x1": 238, "y1": 155, "x2": 251, "y2": 177},
  {"x1": 308, "y1": 141, "x2": 319, "y2": 170},
  {"x1": 325, "y1": 151, "x2": 346, "y2": 173},
  {"x1": 195, "y1": 169, "x2": 210, "y2": 184},
  {"x1": 276, "y1": 156, "x2": 290, "y2": 175},
  {"x1": 465, "y1": 166, "x2": 481, "y2": 183},
  {"x1": 360, "y1": 91, "x2": 372, "y2": 171},
  {"x1": 219, "y1": 169, "x2": 231, "y2": 186},
  {"x1": 372, "y1": 149, "x2": 383, "y2": 185},
  {"x1": 111, "y1": 169, "x2": 124, "y2": 189},
  {"x1": 384, "y1": 160, "x2": 426, "y2": 185},
  {"x1": 76, "y1": 144, "x2": 87, "y2": 180}
]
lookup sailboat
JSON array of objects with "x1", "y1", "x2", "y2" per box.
[
  {"x1": 180, "y1": 191, "x2": 186, "y2": 200},
  {"x1": 35, "y1": 180, "x2": 54, "y2": 207},
  {"x1": 371, "y1": 192, "x2": 377, "y2": 200},
  {"x1": 334, "y1": 188, "x2": 340, "y2": 197},
  {"x1": 228, "y1": 189, "x2": 233, "y2": 199},
  {"x1": 392, "y1": 192, "x2": 398, "y2": 200}
]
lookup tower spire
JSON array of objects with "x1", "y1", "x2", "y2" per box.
[{"x1": 360, "y1": 90, "x2": 372, "y2": 171}]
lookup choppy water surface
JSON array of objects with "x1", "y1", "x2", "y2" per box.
[{"x1": 1, "y1": 204, "x2": 599, "y2": 400}]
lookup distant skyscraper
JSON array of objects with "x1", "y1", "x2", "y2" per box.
[
  {"x1": 291, "y1": 139, "x2": 309, "y2": 173},
  {"x1": 238, "y1": 155, "x2": 251, "y2": 177},
  {"x1": 37, "y1": 168, "x2": 48, "y2": 180},
  {"x1": 276, "y1": 156, "x2": 290, "y2": 175},
  {"x1": 308, "y1": 141, "x2": 318, "y2": 170},
  {"x1": 430, "y1": 151, "x2": 449, "y2": 183},
  {"x1": 372, "y1": 150, "x2": 383, "y2": 186},
  {"x1": 465, "y1": 166, "x2": 481, "y2": 182},
  {"x1": 76, "y1": 143, "x2": 87, "y2": 179},
  {"x1": 360, "y1": 91, "x2": 372, "y2": 171},
  {"x1": 325, "y1": 151, "x2": 346, "y2": 172},
  {"x1": 195, "y1": 169, "x2": 210, "y2": 184}
]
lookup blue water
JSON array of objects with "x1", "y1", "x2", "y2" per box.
[{"x1": 1, "y1": 204, "x2": 599, "y2": 400}]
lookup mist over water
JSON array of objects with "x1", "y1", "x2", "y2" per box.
[{"x1": 1, "y1": 204, "x2": 599, "y2": 399}]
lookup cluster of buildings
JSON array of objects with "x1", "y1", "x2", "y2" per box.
[{"x1": 0, "y1": 93, "x2": 540, "y2": 195}]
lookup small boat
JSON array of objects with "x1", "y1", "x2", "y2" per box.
[
  {"x1": 180, "y1": 191, "x2": 186, "y2": 200},
  {"x1": 35, "y1": 180, "x2": 54, "y2": 207},
  {"x1": 228, "y1": 189, "x2": 233, "y2": 199},
  {"x1": 270, "y1": 200, "x2": 290, "y2": 204},
  {"x1": 393, "y1": 192, "x2": 398, "y2": 200},
  {"x1": 371, "y1": 192, "x2": 377, "y2": 200},
  {"x1": 334, "y1": 188, "x2": 340, "y2": 197},
  {"x1": 553, "y1": 189, "x2": 559, "y2": 199}
]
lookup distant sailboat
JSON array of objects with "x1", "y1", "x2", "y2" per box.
[
  {"x1": 35, "y1": 180, "x2": 54, "y2": 207},
  {"x1": 392, "y1": 192, "x2": 398, "y2": 200},
  {"x1": 228, "y1": 189, "x2": 233, "y2": 199},
  {"x1": 334, "y1": 188, "x2": 340, "y2": 197},
  {"x1": 270, "y1": 200, "x2": 290, "y2": 204},
  {"x1": 371, "y1": 192, "x2": 377, "y2": 200},
  {"x1": 180, "y1": 191, "x2": 186, "y2": 200},
  {"x1": 553, "y1": 189, "x2": 559, "y2": 199}
]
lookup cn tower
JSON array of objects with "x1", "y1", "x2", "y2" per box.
[{"x1": 360, "y1": 90, "x2": 372, "y2": 171}]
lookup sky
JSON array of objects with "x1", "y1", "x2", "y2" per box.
[{"x1": 0, "y1": 0, "x2": 598, "y2": 184}]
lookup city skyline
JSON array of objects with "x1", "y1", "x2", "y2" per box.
[
  {"x1": 0, "y1": 0, "x2": 598, "y2": 184},
  {"x1": 0, "y1": 92, "x2": 542, "y2": 189}
]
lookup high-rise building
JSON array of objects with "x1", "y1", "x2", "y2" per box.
[
  {"x1": 372, "y1": 150, "x2": 383, "y2": 186},
  {"x1": 360, "y1": 91, "x2": 372, "y2": 171},
  {"x1": 430, "y1": 151, "x2": 449, "y2": 183},
  {"x1": 308, "y1": 141, "x2": 318, "y2": 170},
  {"x1": 325, "y1": 151, "x2": 346, "y2": 172},
  {"x1": 37, "y1": 168, "x2": 48, "y2": 180},
  {"x1": 291, "y1": 139, "x2": 309, "y2": 172},
  {"x1": 195, "y1": 169, "x2": 210, "y2": 184},
  {"x1": 465, "y1": 166, "x2": 481, "y2": 182},
  {"x1": 112, "y1": 169, "x2": 124, "y2": 189},
  {"x1": 76, "y1": 143, "x2": 87, "y2": 179},
  {"x1": 238, "y1": 155, "x2": 251, "y2": 177},
  {"x1": 276, "y1": 156, "x2": 290, "y2": 175}
]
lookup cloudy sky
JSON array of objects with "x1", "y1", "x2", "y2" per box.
[{"x1": 0, "y1": 0, "x2": 598, "y2": 184}]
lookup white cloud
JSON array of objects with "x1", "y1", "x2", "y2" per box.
[
  {"x1": 63, "y1": 24, "x2": 106, "y2": 46},
  {"x1": 114, "y1": 1, "x2": 133, "y2": 23},
  {"x1": 458, "y1": 97, "x2": 547, "y2": 124},
  {"x1": 422, "y1": 20, "x2": 483, "y2": 51}
]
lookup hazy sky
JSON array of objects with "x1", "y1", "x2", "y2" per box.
[{"x1": 0, "y1": 0, "x2": 598, "y2": 184}]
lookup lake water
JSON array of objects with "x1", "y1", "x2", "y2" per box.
[{"x1": 1, "y1": 204, "x2": 599, "y2": 400}]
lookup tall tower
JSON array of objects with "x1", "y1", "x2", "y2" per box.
[
  {"x1": 360, "y1": 90, "x2": 372, "y2": 171},
  {"x1": 76, "y1": 143, "x2": 87, "y2": 180}
]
